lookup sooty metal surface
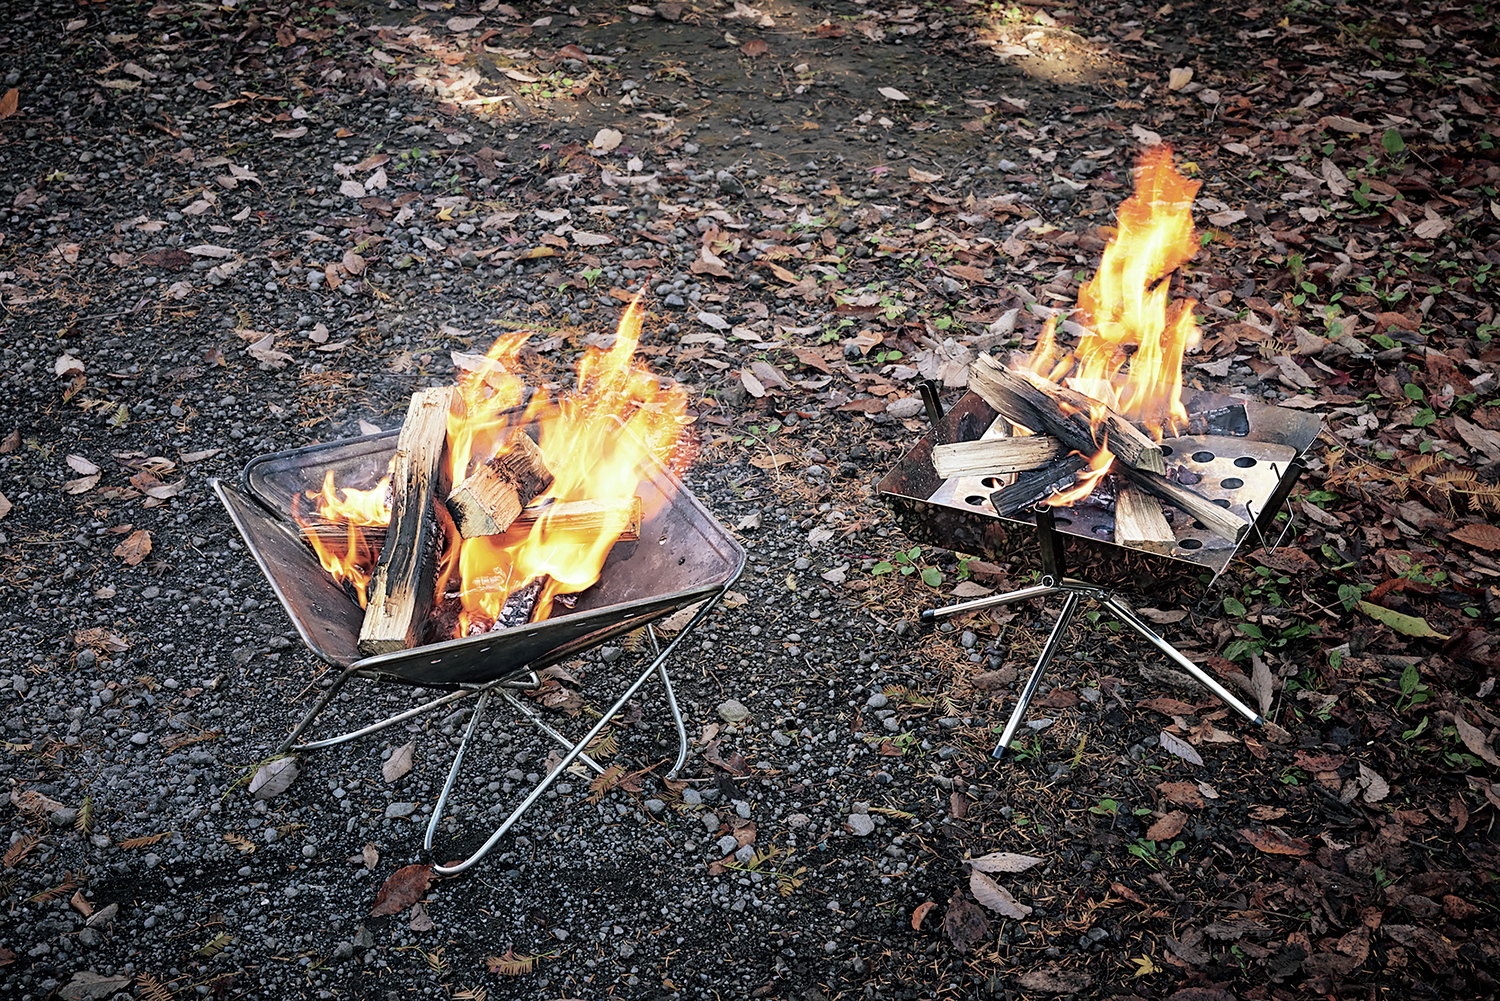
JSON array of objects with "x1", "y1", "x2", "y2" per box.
[
  {"x1": 879, "y1": 389, "x2": 1323, "y2": 605},
  {"x1": 215, "y1": 428, "x2": 744, "y2": 686}
]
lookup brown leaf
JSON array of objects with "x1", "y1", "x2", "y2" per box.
[
  {"x1": 1451, "y1": 523, "x2": 1500, "y2": 552},
  {"x1": 1155, "y1": 781, "x2": 1205, "y2": 808},
  {"x1": 911, "y1": 900, "x2": 936, "y2": 930},
  {"x1": 1015, "y1": 967, "x2": 1093, "y2": 993},
  {"x1": 139, "y1": 248, "x2": 192, "y2": 269},
  {"x1": 1240, "y1": 826, "x2": 1311, "y2": 856},
  {"x1": 383, "y1": 740, "x2": 416, "y2": 782},
  {"x1": 0, "y1": 492, "x2": 10, "y2": 521},
  {"x1": 1454, "y1": 711, "x2": 1500, "y2": 767},
  {"x1": 748, "y1": 453, "x2": 796, "y2": 471},
  {"x1": 113, "y1": 529, "x2": 152, "y2": 566},
  {"x1": 1147, "y1": 810, "x2": 1188, "y2": 841},
  {"x1": 969, "y1": 870, "x2": 1031, "y2": 918},
  {"x1": 370, "y1": 864, "x2": 433, "y2": 917},
  {"x1": 740, "y1": 367, "x2": 766, "y2": 398},
  {"x1": 740, "y1": 38, "x2": 769, "y2": 56},
  {"x1": 943, "y1": 894, "x2": 990, "y2": 953},
  {"x1": 0, "y1": 88, "x2": 17, "y2": 119},
  {"x1": 1139, "y1": 697, "x2": 1198, "y2": 717},
  {"x1": 70, "y1": 889, "x2": 94, "y2": 918}
]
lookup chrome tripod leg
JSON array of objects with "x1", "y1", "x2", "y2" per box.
[
  {"x1": 1102, "y1": 596, "x2": 1264, "y2": 726},
  {"x1": 430, "y1": 589, "x2": 728, "y2": 877},
  {"x1": 424, "y1": 689, "x2": 492, "y2": 852},
  {"x1": 291, "y1": 686, "x2": 476, "y2": 752},
  {"x1": 497, "y1": 688, "x2": 606, "y2": 775},
  {"x1": 277, "y1": 667, "x2": 357, "y2": 754},
  {"x1": 920, "y1": 583, "x2": 1063, "y2": 623},
  {"x1": 993, "y1": 591, "x2": 1081, "y2": 760}
]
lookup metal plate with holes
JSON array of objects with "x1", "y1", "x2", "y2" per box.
[{"x1": 930, "y1": 434, "x2": 1296, "y2": 555}]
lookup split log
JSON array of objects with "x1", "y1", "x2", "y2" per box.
[
  {"x1": 506, "y1": 496, "x2": 643, "y2": 542},
  {"x1": 446, "y1": 433, "x2": 554, "y2": 538},
  {"x1": 931, "y1": 435, "x2": 1063, "y2": 479},
  {"x1": 1118, "y1": 465, "x2": 1249, "y2": 544},
  {"x1": 969, "y1": 354, "x2": 1166, "y2": 475},
  {"x1": 359, "y1": 386, "x2": 457, "y2": 657},
  {"x1": 988, "y1": 453, "x2": 1089, "y2": 517},
  {"x1": 1115, "y1": 485, "x2": 1177, "y2": 555}
]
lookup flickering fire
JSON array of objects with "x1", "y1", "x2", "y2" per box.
[
  {"x1": 1020, "y1": 145, "x2": 1202, "y2": 505},
  {"x1": 293, "y1": 299, "x2": 691, "y2": 638}
]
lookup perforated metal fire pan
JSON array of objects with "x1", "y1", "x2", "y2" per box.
[
  {"x1": 878, "y1": 389, "x2": 1323, "y2": 606},
  {"x1": 213, "y1": 426, "x2": 744, "y2": 686}
]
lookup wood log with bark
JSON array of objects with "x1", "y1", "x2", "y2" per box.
[
  {"x1": 446, "y1": 432, "x2": 554, "y2": 538},
  {"x1": 503, "y1": 496, "x2": 643, "y2": 542},
  {"x1": 358, "y1": 386, "x2": 457, "y2": 657},
  {"x1": 988, "y1": 453, "x2": 1089, "y2": 517},
  {"x1": 969, "y1": 354, "x2": 1166, "y2": 475}
]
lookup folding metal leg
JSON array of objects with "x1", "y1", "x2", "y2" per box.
[
  {"x1": 428, "y1": 587, "x2": 727, "y2": 876},
  {"x1": 993, "y1": 591, "x2": 1080, "y2": 759}
]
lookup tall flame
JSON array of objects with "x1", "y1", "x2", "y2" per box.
[
  {"x1": 293, "y1": 299, "x2": 691, "y2": 639},
  {"x1": 1023, "y1": 145, "x2": 1201, "y2": 440}
]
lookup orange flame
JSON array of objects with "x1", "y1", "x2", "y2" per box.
[
  {"x1": 295, "y1": 298, "x2": 691, "y2": 638},
  {"x1": 1022, "y1": 145, "x2": 1201, "y2": 439},
  {"x1": 1016, "y1": 146, "x2": 1201, "y2": 506}
]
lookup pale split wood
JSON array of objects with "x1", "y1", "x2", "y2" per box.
[
  {"x1": 931, "y1": 435, "x2": 1063, "y2": 479},
  {"x1": 1115, "y1": 485, "x2": 1177, "y2": 555},
  {"x1": 359, "y1": 386, "x2": 457, "y2": 657},
  {"x1": 506, "y1": 496, "x2": 643, "y2": 542},
  {"x1": 968, "y1": 354, "x2": 1166, "y2": 475},
  {"x1": 1119, "y1": 465, "x2": 1250, "y2": 544},
  {"x1": 446, "y1": 432, "x2": 554, "y2": 538}
]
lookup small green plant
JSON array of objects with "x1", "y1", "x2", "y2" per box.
[
  {"x1": 580, "y1": 266, "x2": 604, "y2": 288},
  {"x1": 1088, "y1": 797, "x2": 1120, "y2": 818},
  {"x1": 1395, "y1": 662, "x2": 1429, "y2": 713},
  {"x1": 872, "y1": 546, "x2": 943, "y2": 587}
]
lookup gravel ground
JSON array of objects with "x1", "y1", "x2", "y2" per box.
[
  {"x1": 0, "y1": 3, "x2": 1019, "y2": 997},
  {"x1": 8, "y1": 2, "x2": 1496, "y2": 999}
]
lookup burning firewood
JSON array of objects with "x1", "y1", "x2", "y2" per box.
[
  {"x1": 359, "y1": 386, "x2": 457, "y2": 657},
  {"x1": 505, "y1": 496, "x2": 643, "y2": 542},
  {"x1": 445, "y1": 432, "x2": 554, "y2": 538},
  {"x1": 988, "y1": 453, "x2": 1089, "y2": 517},
  {"x1": 931, "y1": 435, "x2": 1063, "y2": 479},
  {"x1": 969, "y1": 354, "x2": 1167, "y2": 475},
  {"x1": 1119, "y1": 465, "x2": 1249, "y2": 544},
  {"x1": 1115, "y1": 485, "x2": 1176, "y2": 555}
]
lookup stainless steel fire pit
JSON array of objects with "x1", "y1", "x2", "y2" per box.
[
  {"x1": 879, "y1": 387, "x2": 1323, "y2": 757},
  {"x1": 215, "y1": 422, "x2": 743, "y2": 873}
]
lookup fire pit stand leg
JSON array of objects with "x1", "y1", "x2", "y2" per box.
[
  {"x1": 993, "y1": 590, "x2": 1081, "y2": 759},
  {"x1": 427, "y1": 585, "x2": 732, "y2": 877}
]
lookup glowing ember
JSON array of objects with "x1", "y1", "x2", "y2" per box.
[
  {"x1": 1020, "y1": 145, "x2": 1203, "y2": 505},
  {"x1": 292, "y1": 299, "x2": 692, "y2": 639}
]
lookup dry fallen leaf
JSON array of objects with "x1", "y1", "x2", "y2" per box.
[
  {"x1": 878, "y1": 86, "x2": 910, "y2": 101},
  {"x1": 1159, "y1": 730, "x2": 1204, "y2": 766},
  {"x1": 911, "y1": 900, "x2": 937, "y2": 930},
  {"x1": 383, "y1": 740, "x2": 416, "y2": 783},
  {"x1": 943, "y1": 894, "x2": 990, "y2": 954},
  {"x1": 1454, "y1": 712, "x2": 1500, "y2": 767},
  {"x1": 969, "y1": 851, "x2": 1045, "y2": 874},
  {"x1": 248, "y1": 756, "x2": 300, "y2": 801},
  {"x1": 55, "y1": 353, "x2": 86, "y2": 379},
  {"x1": 113, "y1": 529, "x2": 152, "y2": 566},
  {"x1": 591, "y1": 127, "x2": 623, "y2": 152},
  {"x1": 0, "y1": 88, "x2": 18, "y2": 119},
  {"x1": 1168, "y1": 67, "x2": 1194, "y2": 91},
  {"x1": 1240, "y1": 826, "x2": 1312, "y2": 856},
  {"x1": 969, "y1": 870, "x2": 1032, "y2": 918},
  {"x1": 908, "y1": 166, "x2": 942, "y2": 183},
  {"x1": 371, "y1": 864, "x2": 434, "y2": 917},
  {"x1": 1146, "y1": 810, "x2": 1187, "y2": 841}
]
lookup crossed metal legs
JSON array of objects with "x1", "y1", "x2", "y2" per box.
[
  {"x1": 272, "y1": 587, "x2": 726, "y2": 875},
  {"x1": 923, "y1": 578, "x2": 1264, "y2": 759}
]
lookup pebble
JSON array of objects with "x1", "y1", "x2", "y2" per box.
[
  {"x1": 717, "y1": 699, "x2": 749, "y2": 723},
  {"x1": 866, "y1": 692, "x2": 888, "y2": 709},
  {"x1": 716, "y1": 834, "x2": 739, "y2": 855},
  {"x1": 385, "y1": 803, "x2": 418, "y2": 819},
  {"x1": 847, "y1": 814, "x2": 876, "y2": 836}
]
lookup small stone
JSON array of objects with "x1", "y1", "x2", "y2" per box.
[
  {"x1": 866, "y1": 692, "x2": 888, "y2": 709},
  {"x1": 733, "y1": 799, "x2": 751, "y2": 819},
  {"x1": 644, "y1": 799, "x2": 666, "y2": 816},
  {"x1": 787, "y1": 813, "x2": 810, "y2": 829},
  {"x1": 130, "y1": 732, "x2": 150, "y2": 745},
  {"x1": 717, "y1": 699, "x2": 749, "y2": 723},
  {"x1": 847, "y1": 814, "x2": 876, "y2": 836},
  {"x1": 716, "y1": 834, "x2": 739, "y2": 855},
  {"x1": 385, "y1": 802, "x2": 418, "y2": 819}
]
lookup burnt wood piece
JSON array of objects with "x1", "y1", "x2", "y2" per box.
[
  {"x1": 1191, "y1": 403, "x2": 1250, "y2": 438},
  {"x1": 969, "y1": 354, "x2": 1167, "y2": 475},
  {"x1": 931, "y1": 435, "x2": 1063, "y2": 479},
  {"x1": 507, "y1": 496, "x2": 643, "y2": 541},
  {"x1": 988, "y1": 453, "x2": 1089, "y2": 517},
  {"x1": 1119, "y1": 465, "x2": 1249, "y2": 544},
  {"x1": 446, "y1": 433, "x2": 554, "y2": 538},
  {"x1": 1115, "y1": 485, "x2": 1176, "y2": 555},
  {"x1": 359, "y1": 386, "x2": 457, "y2": 657},
  {"x1": 492, "y1": 575, "x2": 547, "y2": 631}
]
